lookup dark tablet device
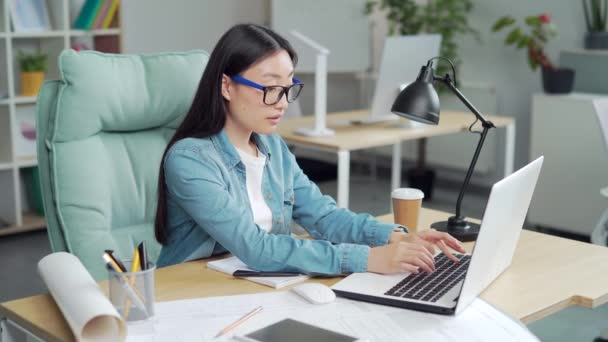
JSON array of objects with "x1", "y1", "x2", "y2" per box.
[{"x1": 236, "y1": 318, "x2": 362, "y2": 342}]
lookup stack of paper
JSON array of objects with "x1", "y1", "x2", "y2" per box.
[
  {"x1": 207, "y1": 256, "x2": 309, "y2": 289},
  {"x1": 126, "y1": 291, "x2": 540, "y2": 342}
]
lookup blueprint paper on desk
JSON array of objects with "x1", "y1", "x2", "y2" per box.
[{"x1": 126, "y1": 291, "x2": 539, "y2": 342}]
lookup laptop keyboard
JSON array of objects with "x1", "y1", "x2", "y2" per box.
[{"x1": 384, "y1": 253, "x2": 471, "y2": 302}]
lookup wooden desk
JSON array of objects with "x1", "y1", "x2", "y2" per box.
[
  {"x1": 2, "y1": 208, "x2": 607, "y2": 342},
  {"x1": 278, "y1": 110, "x2": 515, "y2": 208}
]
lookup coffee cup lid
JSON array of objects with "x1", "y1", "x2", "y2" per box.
[{"x1": 391, "y1": 188, "x2": 424, "y2": 200}]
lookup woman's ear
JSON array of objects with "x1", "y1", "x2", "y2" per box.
[{"x1": 221, "y1": 74, "x2": 231, "y2": 101}]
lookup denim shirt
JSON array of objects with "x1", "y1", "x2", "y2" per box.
[{"x1": 156, "y1": 129, "x2": 404, "y2": 274}]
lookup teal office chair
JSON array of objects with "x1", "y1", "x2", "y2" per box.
[{"x1": 36, "y1": 49, "x2": 208, "y2": 279}]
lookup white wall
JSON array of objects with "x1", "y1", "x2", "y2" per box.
[
  {"x1": 121, "y1": 0, "x2": 267, "y2": 54},
  {"x1": 451, "y1": 0, "x2": 585, "y2": 170},
  {"x1": 120, "y1": 0, "x2": 363, "y2": 116},
  {"x1": 121, "y1": 0, "x2": 588, "y2": 175}
]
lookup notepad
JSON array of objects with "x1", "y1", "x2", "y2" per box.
[{"x1": 207, "y1": 256, "x2": 309, "y2": 289}]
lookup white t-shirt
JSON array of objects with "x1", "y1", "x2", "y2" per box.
[{"x1": 236, "y1": 147, "x2": 273, "y2": 232}]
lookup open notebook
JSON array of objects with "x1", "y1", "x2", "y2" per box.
[{"x1": 207, "y1": 256, "x2": 309, "y2": 289}]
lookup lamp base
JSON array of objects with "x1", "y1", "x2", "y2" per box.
[{"x1": 430, "y1": 215, "x2": 480, "y2": 242}]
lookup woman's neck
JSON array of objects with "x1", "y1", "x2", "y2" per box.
[{"x1": 224, "y1": 117, "x2": 257, "y2": 156}]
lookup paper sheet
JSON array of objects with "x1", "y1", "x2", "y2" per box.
[
  {"x1": 126, "y1": 291, "x2": 539, "y2": 342},
  {"x1": 38, "y1": 252, "x2": 126, "y2": 342}
]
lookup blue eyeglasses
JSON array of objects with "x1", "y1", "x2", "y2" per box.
[{"x1": 230, "y1": 75, "x2": 304, "y2": 105}]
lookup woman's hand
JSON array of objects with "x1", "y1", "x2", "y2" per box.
[
  {"x1": 389, "y1": 229, "x2": 466, "y2": 262},
  {"x1": 368, "y1": 241, "x2": 436, "y2": 274}
]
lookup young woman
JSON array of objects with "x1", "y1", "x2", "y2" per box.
[{"x1": 154, "y1": 24, "x2": 465, "y2": 275}]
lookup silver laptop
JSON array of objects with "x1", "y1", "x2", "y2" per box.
[{"x1": 332, "y1": 157, "x2": 544, "y2": 315}]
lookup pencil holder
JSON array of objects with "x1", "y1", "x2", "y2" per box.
[{"x1": 108, "y1": 261, "x2": 155, "y2": 322}]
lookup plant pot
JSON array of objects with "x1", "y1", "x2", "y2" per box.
[
  {"x1": 406, "y1": 168, "x2": 436, "y2": 200},
  {"x1": 585, "y1": 31, "x2": 608, "y2": 50},
  {"x1": 541, "y1": 67, "x2": 575, "y2": 94},
  {"x1": 20, "y1": 71, "x2": 45, "y2": 97}
]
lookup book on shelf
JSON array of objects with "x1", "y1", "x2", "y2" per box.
[
  {"x1": 74, "y1": 0, "x2": 120, "y2": 30},
  {"x1": 102, "y1": 0, "x2": 120, "y2": 29},
  {"x1": 9, "y1": 0, "x2": 51, "y2": 32},
  {"x1": 73, "y1": 0, "x2": 104, "y2": 30},
  {"x1": 91, "y1": 0, "x2": 112, "y2": 30}
]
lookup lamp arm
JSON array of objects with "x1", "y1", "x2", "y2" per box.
[
  {"x1": 436, "y1": 75, "x2": 495, "y2": 129},
  {"x1": 453, "y1": 125, "x2": 490, "y2": 218},
  {"x1": 434, "y1": 73, "x2": 496, "y2": 219}
]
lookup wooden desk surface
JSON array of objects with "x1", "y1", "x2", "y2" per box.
[
  {"x1": 277, "y1": 110, "x2": 514, "y2": 151},
  {"x1": 2, "y1": 208, "x2": 607, "y2": 342}
]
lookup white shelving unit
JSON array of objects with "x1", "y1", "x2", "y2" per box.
[
  {"x1": 0, "y1": 0, "x2": 122, "y2": 236},
  {"x1": 529, "y1": 93, "x2": 608, "y2": 236}
]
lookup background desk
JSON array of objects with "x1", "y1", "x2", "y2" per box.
[
  {"x1": 2, "y1": 208, "x2": 607, "y2": 342},
  {"x1": 278, "y1": 110, "x2": 515, "y2": 208}
]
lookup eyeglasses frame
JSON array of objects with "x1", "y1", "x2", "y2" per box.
[{"x1": 230, "y1": 75, "x2": 304, "y2": 105}]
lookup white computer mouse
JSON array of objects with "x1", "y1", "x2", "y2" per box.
[{"x1": 291, "y1": 283, "x2": 336, "y2": 304}]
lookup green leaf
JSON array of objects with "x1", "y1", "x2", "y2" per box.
[
  {"x1": 505, "y1": 27, "x2": 522, "y2": 45},
  {"x1": 363, "y1": 0, "x2": 477, "y2": 87},
  {"x1": 516, "y1": 35, "x2": 530, "y2": 49},
  {"x1": 364, "y1": 0, "x2": 376, "y2": 14},
  {"x1": 17, "y1": 50, "x2": 47, "y2": 72},
  {"x1": 492, "y1": 16, "x2": 515, "y2": 31},
  {"x1": 525, "y1": 15, "x2": 541, "y2": 26}
]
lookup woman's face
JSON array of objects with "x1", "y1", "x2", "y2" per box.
[{"x1": 222, "y1": 49, "x2": 294, "y2": 135}]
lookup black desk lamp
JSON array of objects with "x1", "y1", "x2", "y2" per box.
[{"x1": 391, "y1": 57, "x2": 496, "y2": 242}]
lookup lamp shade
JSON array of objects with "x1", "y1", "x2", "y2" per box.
[{"x1": 390, "y1": 66, "x2": 441, "y2": 125}]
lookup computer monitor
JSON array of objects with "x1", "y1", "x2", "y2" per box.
[{"x1": 362, "y1": 34, "x2": 441, "y2": 124}]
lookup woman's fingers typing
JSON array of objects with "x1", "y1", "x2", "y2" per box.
[
  {"x1": 369, "y1": 228, "x2": 470, "y2": 274},
  {"x1": 368, "y1": 241, "x2": 436, "y2": 274},
  {"x1": 437, "y1": 240, "x2": 460, "y2": 262},
  {"x1": 414, "y1": 236, "x2": 436, "y2": 255},
  {"x1": 399, "y1": 263, "x2": 420, "y2": 274},
  {"x1": 407, "y1": 243, "x2": 435, "y2": 272},
  {"x1": 413, "y1": 229, "x2": 466, "y2": 258}
]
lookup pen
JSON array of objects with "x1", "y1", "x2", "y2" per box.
[
  {"x1": 233, "y1": 270, "x2": 302, "y2": 277},
  {"x1": 123, "y1": 247, "x2": 141, "y2": 319},
  {"x1": 103, "y1": 253, "x2": 149, "y2": 317},
  {"x1": 104, "y1": 249, "x2": 127, "y2": 272},
  {"x1": 215, "y1": 306, "x2": 263, "y2": 338},
  {"x1": 137, "y1": 241, "x2": 148, "y2": 270}
]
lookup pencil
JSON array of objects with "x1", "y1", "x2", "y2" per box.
[
  {"x1": 102, "y1": 252, "x2": 147, "y2": 313},
  {"x1": 123, "y1": 247, "x2": 141, "y2": 319},
  {"x1": 215, "y1": 306, "x2": 263, "y2": 338}
]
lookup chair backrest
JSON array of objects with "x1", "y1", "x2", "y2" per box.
[
  {"x1": 592, "y1": 98, "x2": 608, "y2": 246},
  {"x1": 594, "y1": 98, "x2": 608, "y2": 153},
  {"x1": 36, "y1": 50, "x2": 209, "y2": 279}
]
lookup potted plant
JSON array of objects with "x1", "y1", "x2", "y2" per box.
[
  {"x1": 492, "y1": 13, "x2": 575, "y2": 94},
  {"x1": 365, "y1": 0, "x2": 478, "y2": 85},
  {"x1": 17, "y1": 50, "x2": 47, "y2": 97},
  {"x1": 583, "y1": 0, "x2": 608, "y2": 49},
  {"x1": 365, "y1": 0, "x2": 479, "y2": 199}
]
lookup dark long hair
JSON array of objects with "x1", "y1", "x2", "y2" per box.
[{"x1": 155, "y1": 24, "x2": 298, "y2": 244}]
